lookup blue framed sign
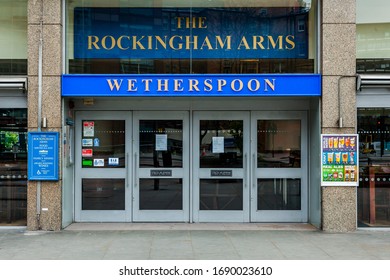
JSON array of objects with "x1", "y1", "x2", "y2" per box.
[
  {"x1": 62, "y1": 74, "x2": 321, "y2": 97},
  {"x1": 28, "y1": 132, "x2": 59, "y2": 181},
  {"x1": 74, "y1": 7, "x2": 308, "y2": 59}
]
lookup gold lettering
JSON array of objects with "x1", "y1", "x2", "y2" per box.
[
  {"x1": 217, "y1": 79, "x2": 227, "y2": 91},
  {"x1": 101, "y1": 36, "x2": 116, "y2": 50},
  {"x1": 204, "y1": 79, "x2": 213, "y2": 92},
  {"x1": 186, "y1": 36, "x2": 198, "y2": 50},
  {"x1": 200, "y1": 37, "x2": 213, "y2": 50},
  {"x1": 252, "y1": 36, "x2": 265, "y2": 49},
  {"x1": 142, "y1": 79, "x2": 152, "y2": 91},
  {"x1": 176, "y1": 17, "x2": 184, "y2": 28},
  {"x1": 199, "y1": 17, "x2": 207, "y2": 28},
  {"x1": 148, "y1": 36, "x2": 153, "y2": 50},
  {"x1": 215, "y1": 36, "x2": 231, "y2": 50},
  {"x1": 267, "y1": 35, "x2": 283, "y2": 50},
  {"x1": 174, "y1": 79, "x2": 184, "y2": 91},
  {"x1": 231, "y1": 79, "x2": 243, "y2": 92},
  {"x1": 117, "y1": 36, "x2": 130, "y2": 50},
  {"x1": 188, "y1": 79, "x2": 200, "y2": 91},
  {"x1": 133, "y1": 36, "x2": 146, "y2": 50},
  {"x1": 88, "y1": 36, "x2": 100, "y2": 50},
  {"x1": 127, "y1": 79, "x2": 137, "y2": 92},
  {"x1": 264, "y1": 79, "x2": 276, "y2": 91},
  {"x1": 169, "y1": 36, "x2": 183, "y2": 50},
  {"x1": 248, "y1": 79, "x2": 261, "y2": 92},
  {"x1": 186, "y1": 17, "x2": 192, "y2": 29},
  {"x1": 155, "y1": 36, "x2": 167, "y2": 49},
  {"x1": 237, "y1": 36, "x2": 250, "y2": 50},
  {"x1": 157, "y1": 79, "x2": 169, "y2": 91},
  {"x1": 285, "y1": 35, "x2": 295, "y2": 50},
  {"x1": 181, "y1": 17, "x2": 208, "y2": 28},
  {"x1": 107, "y1": 79, "x2": 123, "y2": 91}
]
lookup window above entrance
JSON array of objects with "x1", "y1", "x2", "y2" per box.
[{"x1": 66, "y1": 0, "x2": 317, "y2": 75}]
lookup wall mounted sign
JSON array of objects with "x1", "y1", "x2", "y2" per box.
[
  {"x1": 62, "y1": 74, "x2": 321, "y2": 97},
  {"x1": 321, "y1": 134, "x2": 359, "y2": 186},
  {"x1": 211, "y1": 170, "x2": 233, "y2": 177},
  {"x1": 74, "y1": 7, "x2": 308, "y2": 59},
  {"x1": 150, "y1": 170, "x2": 172, "y2": 177},
  {"x1": 28, "y1": 132, "x2": 59, "y2": 181}
]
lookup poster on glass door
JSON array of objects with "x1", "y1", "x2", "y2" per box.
[{"x1": 321, "y1": 134, "x2": 359, "y2": 186}]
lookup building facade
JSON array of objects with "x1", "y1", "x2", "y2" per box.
[{"x1": 1, "y1": 0, "x2": 381, "y2": 232}]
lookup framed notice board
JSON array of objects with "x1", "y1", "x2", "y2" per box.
[
  {"x1": 28, "y1": 132, "x2": 59, "y2": 181},
  {"x1": 321, "y1": 134, "x2": 359, "y2": 186}
]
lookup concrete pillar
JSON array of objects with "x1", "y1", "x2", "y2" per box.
[
  {"x1": 321, "y1": 0, "x2": 357, "y2": 232},
  {"x1": 27, "y1": 0, "x2": 62, "y2": 231}
]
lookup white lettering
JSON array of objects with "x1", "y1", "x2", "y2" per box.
[
  {"x1": 231, "y1": 79, "x2": 244, "y2": 92},
  {"x1": 127, "y1": 79, "x2": 137, "y2": 91},
  {"x1": 107, "y1": 79, "x2": 123, "y2": 91},
  {"x1": 217, "y1": 79, "x2": 227, "y2": 91},
  {"x1": 248, "y1": 79, "x2": 261, "y2": 92}
]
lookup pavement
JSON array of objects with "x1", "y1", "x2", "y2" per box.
[{"x1": 0, "y1": 223, "x2": 390, "y2": 260}]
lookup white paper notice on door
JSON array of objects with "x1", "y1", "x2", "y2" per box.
[
  {"x1": 83, "y1": 121, "x2": 94, "y2": 137},
  {"x1": 212, "y1": 137, "x2": 224, "y2": 153},
  {"x1": 155, "y1": 134, "x2": 168, "y2": 151}
]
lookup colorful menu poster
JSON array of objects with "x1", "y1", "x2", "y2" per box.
[{"x1": 321, "y1": 134, "x2": 359, "y2": 186}]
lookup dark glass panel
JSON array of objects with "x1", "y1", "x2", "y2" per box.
[
  {"x1": 200, "y1": 179, "x2": 243, "y2": 210},
  {"x1": 82, "y1": 179, "x2": 125, "y2": 210},
  {"x1": 200, "y1": 120, "x2": 243, "y2": 168},
  {"x1": 81, "y1": 120, "x2": 125, "y2": 168},
  {"x1": 257, "y1": 179, "x2": 301, "y2": 210},
  {"x1": 139, "y1": 179, "x2": 182, "y2": 210},
  {"x1": 139, "y1": 120, "x2": 183, "y2": 168},
  {"x1": 0, "y1": 109, "x2": 28, "y2": 225},
  {"x1": 257, "y1": 120, "x2": 301, "y2": 168}
]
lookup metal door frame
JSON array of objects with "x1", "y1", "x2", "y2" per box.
[
  {"x1": 192, "y1": 111, "x2": 250, "y2": 222},
  {"x1": 132, "y1": 111, "x2": 190, "y2": 222},
  {"x1": 250, "y1": 111, "x2": 308, "y2": 222},
  {"x1": 74, "y1": 111, "x2": 132, "y2": 222}
]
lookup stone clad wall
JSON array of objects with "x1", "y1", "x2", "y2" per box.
[
  {"x1": 27, "y1": 0, "x2": 62, "y2": 231},
  {"x1": 321, "y1": 0, "x2": 357, "y2": 232}
]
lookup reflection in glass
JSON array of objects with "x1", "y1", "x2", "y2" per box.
[
  {"x1": 258, "y1": 179, "x2": 301, "y2": 210},
  {"x1": 257, "y1": 120, "x2": 301, "y2": 168},
  {"x1": 358, "y1": 108, "x2": 390, "y2": 226},
  {"x1": 82, "y1": 179, "x2": 125, "y2": 210},
  {"x1": 200, "y1": 120, "x2": 243, "y2": 168},
  {"x1": 139, "y1": 120, "x2": 183, "y2": 168},
  {"x1": 67, "y1": 5, "x2": 314, "y2": 74},
  {"x1": 0, "y1": 109, "x2": 27, "y2": 226},
  {"x1": 356, "y1": 1, "x2": 390, "y2": 73},
  {"x1": 139, "y1": 179, "x2": 182, "y2": 210},
  {"x1": 81, "y1": 120, "x2": 125, "y2": 168},
  {"x1": 200, "y1": 179, "x2": 243, "y2": 210}
]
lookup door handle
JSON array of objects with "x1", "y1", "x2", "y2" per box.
[
  {"x1": 126, "y1": 152, "x2": 129, "y2": 188},
  {"x1": 244, "y1": 153, "x2": 248, "y2": 188},
  {"x1": 134, "y1": 152, "x2": 138, "y2": 188},
  {"x1": 252, "y1": 153, "x2": 256, "y2": 189}
]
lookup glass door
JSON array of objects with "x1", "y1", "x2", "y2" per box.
[
  {"x1": 133, "y1": 111, "x2": 189, "y2": 222},
  {"x1": 251, "y1": 111, "x2": 308, "y2": 222},
  {"x1": 0, "y1": 109, "x2": 27, "y2": 226},
  {"x1": 193, "y1": 111, "x2": 250, "y2": 222},
  {"x1": 75, "y1": 111, "x2": 132, "y2": 222}
]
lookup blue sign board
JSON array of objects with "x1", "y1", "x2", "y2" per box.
[
  {"x1": 62, "y1": 74, "x2": 321, "y2": 97},
  {"x1": 74, "y1": 7, "x2": 308, "y2": 59},
  {"x1": 28, "y1": 132, "x2": 59, "y2": 181}
]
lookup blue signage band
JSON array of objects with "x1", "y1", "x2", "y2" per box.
[{"x1": 62, "y1": 74, "x2": 321, "y2": 97}]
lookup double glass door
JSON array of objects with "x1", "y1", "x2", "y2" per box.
[
  {"x1": 75, "y1": 111, "x2": 189, "y2": 222},
  {"x1": 75, "y1": 110, "x2": 307, "y2": 223}
]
